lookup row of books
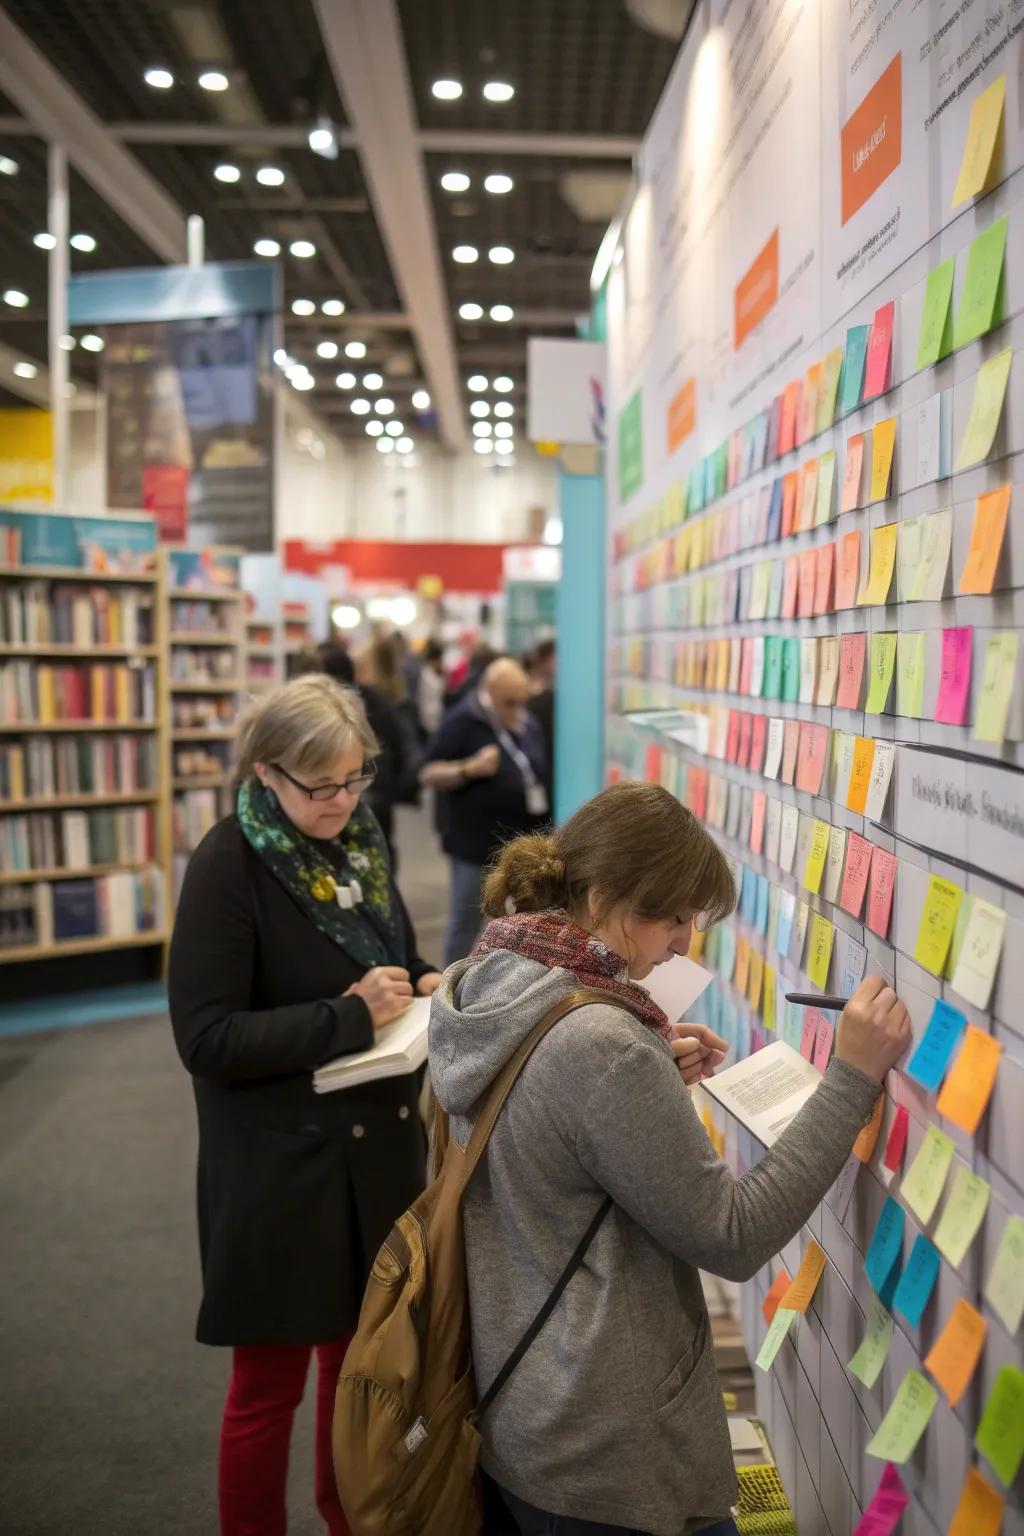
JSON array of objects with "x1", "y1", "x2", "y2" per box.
[
  {"x1": 170, "y1": 599, "x2": 238, "y2": 635},
  {"x1": 172, "y1": 787, "x2": 224, "y2": 855},
  {"x1": 1, "y1": 806, "x2": 155, "y2": 872},
  {"x1": 0, "y1": 866, "x2": 165, "y2": 950},
  {"x1": 0, "y1": 584, "x2": 154, "y2": 647},
  {"x1": 172, "y1": 696, "x2": 235, "y2": 729},
  {"x1": 0, "y1": 662, "x2": 157, "y2": 724},
  {"x1": 169, "y1": 648, "x2": 239, "y2": 681},
  {"x1": 0, "y1": 735, "x2": 157, "y2": 802},
  {"x1": 174, "y1": 745, "x2": 231, "y2": 779}
]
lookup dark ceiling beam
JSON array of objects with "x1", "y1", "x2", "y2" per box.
[
  {"x1": 81, "y1": 123, "x2": 641, "y2": 160},
  {"x1": 286, "y1": 311, "x2": 411, "y2": 329}
]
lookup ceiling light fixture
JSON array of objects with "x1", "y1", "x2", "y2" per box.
[
  {"x1": 253, "y1": 238, "x2": 280, "y2": 257},
  {"x1": 494, "y1": 401, "x2": 514, "y2": 418},
  {"x1": 333, "y1": 604, "x2": 362, "y2": 630},
  {"x1": 484, "y1": 173, "x2": 514, "y2": 195},
  {"x1": 70, "y1": 233, "x2": 96, "y2": 253},
  {"x1": 431, "y1": 79, "x2": 463, "y2": 100},
  {"x1": 452, "y1": 245, "x2": 479, "y2": 264},
  {"x1": 366, "y1": 420, "x2": 384, "y2": 437},
  {"x1": 33, "y1": 232, "x2": 56, "y2": 250},
  {"x1": 469, "y1": 401, "x2": 490, "y2": 418},
  {"x1": 374, "y1": 398, "x2": 395, "y2": 415},
  {"x1": 362, "y1": 372, "x2": 383, "y2": 390},
  {"x1": 494, "y1": 422, "x2": 514, "y2": 438},
  {"x1": 289, "y1": 239, "x2": 316, "y2": 259},
  {"x1": 440, "y1": 171, "x2": 471, "y2": 193},
  {"x1": 467, "y1": 374, "x2": 488, "y2": 392},
  {"x1": 13, "y1": 361, "x2": 37, "y2": 379},
  {"x1": 291, "y1": 373, "x2": 315, "y2": 391},
  {"x1": 350, "y1": 398, "x2": 371, "y2": 415},
  {"x1": 472, "y1": 421, "x2": 493, "y2": 438},
  {"x1": 483, "y1": 81, "x2": 515, "y2": 103},
  {"x1": 458, "y1": 302, "x2": 484, "y2": 321},
  {"x1": 144, "y1": 68, "x2": 174, "y2": 89},
  {"x1": 488, "y1": 244, "x2": 514, "y2": 264},
  {"x1": 377, "y1": 437, "x2": 395, "y2": 454},
  {"x1": 493, "y1": 375, "x2": 514, "y2": 392},
  {"x1": 321, "y1": 298, "x2": 345, "y2": 316},
  {"x1": 59, "y1": 334, "x2": 76, "y2": 351},
  {"x1": 344, "y1": 340, "x2": 367, "y2": 359},
  {"x1": 80, "y1": 333, "x2": 105, "y2": 352},
  {"x1": 308, "y1": 117, "x2": 339, "y2": 159},
  {"x1": 489, "y1": 303, "x2": 514, "y2": 322},
  {"x1": 385, "y1": 420, "x2": 403, "y2": 437},
  {"x1": 256, "y1": 166, "x2": 285, "y2": 186},
  {"x1": 494, "y1": 439, "x2": 514, "y2": 455},
  {"x1": 335, "y1": 372, "x2": 356, "y2": 389},
  {"x1": 0, "y1": 155, "x2": 18, "y2": 177},
  {"x1": 474, "y1": 438, "x2": 495, "y2": 454},
  {"x1": 198, "y1": 70, "x2": 229, "y2": 92},
  {"x1": 214, "y1": 163, "x2": 241, "y2": 183},
  {"x1": 3, "y1": 289, "x2": 29, "y2": 308},
  {"x1": 316, "y1": 340, "x2": 339, "y2": 359},
  {"x1": 291, "y1": 298, "x2": 315, "y2": 316},
  {"x1": 396, "y1": 438, "x2": 414, "y2": 455},
  {"x1": 411, "y1": 390, "x2": 430, "y2": 410}
]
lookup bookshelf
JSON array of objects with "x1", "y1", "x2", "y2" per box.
[
  {"x1": 244, "y1": 600, "x2": 283, "y2": 694},
  {"x1": 0, "y1": 508, "x2": 169, "y2": 965},
  {"x1": 283, "y1": 599, "x2": 315, "y2": 677}
]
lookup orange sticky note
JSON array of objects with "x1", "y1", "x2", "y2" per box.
[
  {"x1": 797, "y1": 459, "x2": 819, "y2": 532},
  {"x1": 813, "y1": 542, "x2": 835, "y2": 615},
  {"x1": 853, "y1": 1093, "x2": 885, "y2": 1163},
  {"x1": 798, "y1": 546, "x2": 817, "y2": 617},
  {"x1": 841, "y1": 434, "x2": 865, "y2": 512},
  {"x1": 779, "y1": 1239, "x2": 827, "y2": 1313},
  {"x1": 763, "y1": 1268, "x2": 793, "y2": 1325},
  {"x1": 781, "y1": 471, "x2": 798, "y2": 536},
  {"x1": 870, "y1": 418, "x2": 897, "y2": 501},
  {"x1": 958, "y1": 484, "x2": 1011, "y2": 595},
  {"x1": 948, "y1": 1467, "x2": 1005, "y2": 1536},
  {"x1": 747, "y1": 947, "x2": 764, "y2": 1009},
  {"x1": 846, "y1": 736, "x2": 876, "y2": 814},
  {"x1": 835, "y1": 529, "x2": 862, "y2": 609},
  {"x1": 781, "y1": 554, "x2": 800, "y2": 619},
  {"x1": 924, "y1": 1299, "x2": 987, "y2": 1407},
  {"x1": 936, "y1": 1024, "x2": 1002, "y2": 1134},
  {"x1": 734, "y1": 935, "x2": 751, "y2": 996}
]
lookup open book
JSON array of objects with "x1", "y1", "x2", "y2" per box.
[
  {"x1": 699, "y1": 1039, "x2": 822, "y2": 1147},
  {"x1": 313, "y1": 995, "x2": 431, "y2": 1094}
]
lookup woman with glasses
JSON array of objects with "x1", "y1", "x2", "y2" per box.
[{"x1": 168, "y1": 673, "x2": 442, "y2": 1536}]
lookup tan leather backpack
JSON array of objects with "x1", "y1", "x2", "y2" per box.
[{"x1": 333, "y1": 989, "x2": 632, "y2": 1535}]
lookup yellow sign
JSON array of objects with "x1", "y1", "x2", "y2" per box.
[{"x1": 0, "y1": 409, "x2": 53, "y2": 504}]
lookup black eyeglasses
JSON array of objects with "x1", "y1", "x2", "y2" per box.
[{"x1": 271, "y1": 762, "x2": 377, "y2": 801}]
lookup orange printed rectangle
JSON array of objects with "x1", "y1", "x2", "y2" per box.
[
  {"x1": 840, "y1": 53, "x2": 903, "y2": 225},
  {"x1": 667, "y1": 377, "x2": 696, "y2": 455},
  {"x1": 734, "y1": 229, "x2": 779, "y2": 349}
]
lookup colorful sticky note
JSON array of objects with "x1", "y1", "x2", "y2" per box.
[
  {"x1": 984, "y1": 1215, "x2": 1024, "y2": 1335},
  {"x1": 914, "y1": 390, "x2": 944, "y2": 486},
  {"x1": 952, "y1": 74, "x2": 1006, "y2": 207},
  {"x1": 975, "y1": 1365, "x2": 1024, "y2": 1487},
  {"x1": 950, "y1": 897, "x2": 1006, "y2": 1009},
  {"x1": 819, "y1": 348, "x2": 844, "y2": 432},
  {"x1": 762, "y1": 1268, "x2": 793, "y2": 1326},
  {"x1": 957, "y1": 347, "x2": 1012, "y2": 470},
  {"x1": 959, "y1": 484, "x2": 1010, "y2": 594},
  {"x1": 936, "y1": 1024, "x2": 1002, "y2": 1135},
  {"x1": 815, "y1": 450, "x2": 836, "y2": 525},
  {"x1": 865, "y1": 632, "x2": 897, "y2": 714},
  {"x1": 866, "y1": 1198, "x2": 905, "y2": 1295},
  {"x1": 812, "y1": 1011, "x2": 834, "y2": 1072},
  {"x1": 954, "y1": 217, "x2": 1007, "y2": 351},
  {"x1": 865, "y1": 848, "x2": 897, "y2": 938},
  {"x1": 893, "y1": 1234, "x2": 941, "y2": 1327},
  {"x1": 803, "y1": 819, "x2": 830, "y2": 894},
  {"x1": 839, "y1": 832, "x2": 873, "y2": 917},
  {"x1": 858, "y1": 522, "x2": 897, "y2": 605},
  {"x1": 902, "y1": 1125, "x2": 955, "y2": 1224},
  {"x1": 913, "y1": 875, "x2": 963, "y2": 975},
  {"x1": 934, "y1": 625, "x2": 973, "y2": 725},
  {"x1": 797, "y1": 460, "x2": 818, "y2": 532},
  {"x1": 841, "y1": 325, "x2": 869, "y2": 415},
  {"x1": 846, "y1": 736, "x2": 876, "y2": 814},
  {"x1": 853, "y1": 1463, "x2": 909, "y2": 1536},
  {"x1": 781, "y1": 635, "x2": 801, "y2": 702},
  {"x1": 835, "y1": 529, "x2": 862, "y2": 608},
  {"x1": 882, "y1": 1104, "x2": 909, "y2": 1174},
  {"x1": 816, "y1": 635, "x2": 840, "y2": 705},
  {"x1": 780, "y1": 717, "x2": 801, "y2": 784},
  {"x1": 836, "y1": 632, "x2": 867, "y2": 709},
  {"x1": 925, "y1": 1300, "x2": 987, "y2": 1408},
  {"x1": 848, "y1": 1293, "x2": 895, "y2": 1389},
  {"x1": 842, "y1": 434, "x2": 865, "y2": 512},
  {"x1": 916, "y1": 256, "x2": 956, "y2": 368},
  {"x1": 755, "y1": 1305, "x2": 798, "y2": 1370},
  {"x1": 822, "y1": 825, "x2": 847, "y2": 904},
  {"x1": 909, "y1": 507, "x2": 953, "y2": 601},
  {"x1": 796, "y1": 724, "x2": 829, "y2": 795},
  {"x1": 948, "y1": 1468, "x2": 1005, "y2": 1536},
  {"x1": 763, "y1": 963, "x2": 777, "y2": 1033},
  {"x1": 934, "y1": 1165, "x2": 991, "y2": 1267},
  {"x1": 866, "y1": 1369, "x2": 937, "y2": 1463},
  {"x1": 763, "y1": 636, "x2": 783, "y2": 699},
  {"x1": 864, "y1": 302, "x2": 895, "y2": 400},
  {"x1": 780, "y1": 1239, "x2": 827, "y2": 1313},
  {"x1": 869, "y1": 418, "x2": 897, "y2": 501},
  {"x1": 895, "y1": 630, "x2": 926, "y2": 718},
  {"x1": 806, "y1": 912, "x2": 834, "y2": 990},
  {"x1": 973, "y1": 631, "x2": 1018, "y2": 745},
  {"x1": 812, "y1": 542, "x2": 835, "y2": 616},
  {"x1": 853, "y1": 1092, "x2": 884, "y2": 1163},
  {"x1": 906, "y1": 999, "x2": 966, "y2": 1091}
]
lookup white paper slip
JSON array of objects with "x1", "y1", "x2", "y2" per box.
[
  {"x1": 314, "y1": 995, "x2": 431, "y2": 1093},
  {"x1": 728, "y1": 1417, "x2": 766, "y2": 1454},
  {"x1": 639, "y1": 952, "x2": 713, "y2": 1023},
  {"x1": 700, "y1": 1040, "x2": 822, "y2": 1147}
]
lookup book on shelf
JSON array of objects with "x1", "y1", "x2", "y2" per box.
[
  {"x1": 0, "y1": 806, "x2": 155, "y2": 871},
  {"x1": 173, "y1": 787, "x2": 223, "y2": 854},
  {"x1": 0, "y1": 582, "x2": 154, "y2": 647},
  {"x1": 0, "y1": 735, "x2": 156, "y2": 800},
  {"x1": 0, "y1": 661, "x2": 156, "y2": 724},
  {"x1": 0, "y1": 885, "x2": 38, "y2": 949},
  {"x1": 314, "y1": 996, "x2": 431, "y2": 1093},
  {"x1": 170, "y1": 647, "x2": 239, "y2": 681},
  {"x1": 0, "y1": 866, "x2": 165, "y2": 954},
  {"x1": 169, "y1": 599, "x2": 238, "y2": 636},
  {"x1": 1, "y1": 524, "x2": 23, "y2": 567}
]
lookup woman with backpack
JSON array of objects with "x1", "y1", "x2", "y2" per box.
[{"x1": 425, "y1": 780, "x2": 910, "y2": 1535}]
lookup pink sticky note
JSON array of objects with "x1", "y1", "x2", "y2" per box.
[
  {"x1": 737, "y1": 709, "x2": 753, "y2": 768},
  {"x1": 781, "y1": 717, "x2": 801, "y2": 785},
  {"x1": 750, "y1": 790, "x2": 766, "y2": 854},
  {"x1": 836, "y1": 632, "x2": 867, "y2": 709},
  {"x1": 800, "y1": 1010, "x2": 819, "y2": 1060},
  {"x1": 813, "y1": 542, "x2": 835, "y2": 615},
  {"x1": 726, "y1": 710, "x2": 741, "y2": 763},
  {"x1": 813, "y1": 1012, "x2": 835, "y2": 1072},
  {"x1": 749, "y1": 714, "x2": 768, "y2": 774},
  {"x1": 863, "y1": 301, "x2": 895, "y2": 401},
  {"x1": 853, "y1": 1463, "x2": 909, "y2": 1536},
  {"x1": 866, "y1": 848, "x2": 897, "y2": 938},
  {"x1": 796, "y1": 722, "x2": 830, "y2": 794},
  {"x1": 934, "y1": 626, "x2": 973, "y2": 725},
  {"x1": 798, "y1": 547, "x2": 817, "y2": 618},
  {"x1": 882, "y1": 1105, "x2": 909, "y2": 1173},
  {"x1": 739, "y1": 638, "x2": 754, "y2": 696},
  {"x1": 839, "y1": 831, "x2": 873, "y2": 918},
  {"x1": 781, "y1": 555, "x2": 800, "y2": 620}
]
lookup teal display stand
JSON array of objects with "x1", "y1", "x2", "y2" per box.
[{"x1": 554, "y1": 466, "x2": 605, "y2": 823}]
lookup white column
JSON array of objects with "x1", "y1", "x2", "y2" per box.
[
  {"x1": 47, "y1": 141, "x2": 69, "y2": 507},
  {"x1": 186, "y1": 214, "x2": 205, "y2": 268}
]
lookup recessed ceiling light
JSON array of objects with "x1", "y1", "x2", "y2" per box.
[
  {"x1": 0, "y1": 155, "x2": 18, "y2": 177},
  {"x1": 396, "y1": 437, "x2": 414, "y2": 455},
  {"x1": 144, "y1": 68, "x2": 174, "y2": 89},
  {"x1": 385, "y1": 420, "x2": 403, "y2": 437},
  {"x1": 467, "y1": 374, "x2": 488, "y2": 392},
  {"x1": 489, "y1": 303, "x2": 514, "y2": 322},
  {"x1": 483, "y1": 81, "x2": 515, "y2": 103},
  {"x1": 291, "y1": 373, "x2": 316, "y2": 390},
  {"x1": 377, "y1": 437, "x2": 396, "y2": 454},
  {"x1": 3, "y1": 289, "x2": 29, "y2": 308},
  {"x1": 472, "y1": 421, "x2": 493, "y2": 438},
  {"x1": 13, "y1": 361, "x2": 37, "y2": 379},
  {"x1": 256, "y1": 166, "x2": 285, "y2": 187},
  {"x1": 458, "y1": 302, "x2": 484, "y2": 321},
  {"x1": 253, "y1": 238, "x2": 280, "y2": 257},
  {"x1": 494, "y1": 422, "x2": 514, "y2": 438},
  {"x1": 289, "y1": 239, "x2": 316, "y2": 259},
  {"x1": 493, "y1": 375, "x2": 514, "y2": 392},
  {"x1": 335, "y1": 372, "x2": 356, "y2": 389},
  {"x1": 321, "y1": 298, "x2": 345, "y2": 316},
  {"x1": 214, "y1": 163, "x2": 241, "y2": 184},
  {"x1": 361, "y1": 372, "x2": 383, "y2": 390},
  {"x1": 316, "y1": 340, "x2": 339, "y2": 360},
  {"x1": 198, "y1": 70, "x2": 229, "y2": 92},
  {"x1": 345, "y1": 340, "x2": 367, "y2": 359},
  {"x1": 440, "y1": 171, "x2": 471, "y2": 193},
  {"x1": 33, "y1": 232, "x2": 56, "y2": 250},
  {"x1": 452, "y1": 245, "x2": 478, "y2": 264},
  {"x1": 411, "y1": 389, "x2": 430, "y2": 410},
  {"x1": 366, "y1": 420, "x2": 384, "y2": 437},
  {"x1": 432, "y1": 79, "x2": 463, "y2": 100},
  {"x1": 474, "y1": 438, "x2": 495, "y2": 454},
  {"x1": 484, "y1": 173, "x2": 514, "y2": 195},
  {"x1": 494, "y1": 439, "x2": 513, "y2": 455},
  {"x1": 80, "y1": 333, "x2": 105, "y2": 352},
  {"x1": 291, "y1": 298, "x2": 315, "y2": 316},
  {"x1": 59, "y1": 334, "x2": 76, "y2": 351},
  {"x1": 494, "y1": 400, "x2": 514, "y2": 418},
  {"x1": 375, "y1": 397, "x2": 395, "y2": 415},
  {"x1": 70, "y1": 233, "x2": 96, "y2": 253},
  {"x1": 470, "y1": 401, "x2": 490, "y2": 418},
  {"x1": 351, "y1": 398, "x2": 371, "y2": 415},
  {"x1": 488, "y1": 245, "x2": 514, "y2": 265}
]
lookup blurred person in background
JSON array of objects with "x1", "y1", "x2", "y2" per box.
[
  {"x1": 416, "y1": 636, "x2": 446, "y2": 739},
  {"x1": 420, "y1": 656, "x2": 550, "y2": 965},
  {"x1": 527, "y1": 636, "x2": 556, "y2": 778},
  {"x1": 317, "y1": 643, "x2": 409, "y2": 866}
]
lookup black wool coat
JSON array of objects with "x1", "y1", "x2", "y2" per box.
[{"x1": 168, "y1": 814, "x2": 433, "y2": 1346}]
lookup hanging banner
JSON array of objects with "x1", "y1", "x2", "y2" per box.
[{"x1": 0, "y1": 409, "x2": 53, "y2": 505}]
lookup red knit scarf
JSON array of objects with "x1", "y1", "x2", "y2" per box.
[{"x1": 473, "y1": 910, "x2": 671, "y2": 1039}]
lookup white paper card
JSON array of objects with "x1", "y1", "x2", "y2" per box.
[{"x1": 701, "y1": 1040, "x2": 823, "y2": 1147}]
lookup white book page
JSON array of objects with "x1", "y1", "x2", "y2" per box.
[{"x1": 700, "y1": 1040, "x2": 821, "y2": 1147}]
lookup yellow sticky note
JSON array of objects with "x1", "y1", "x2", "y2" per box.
[
  {"x1": 948, "y1": 1467, "x2": 1005, "y2": 1536},
  {"x1": 803, "y1": 819, "x2": 830, "y2": 895},
  {"x1": 973, "y1": 632, "x2": 1018, "y2": 745},
  {"x1": 866, "y1": 1369, "x2": 937, "y2": 1463},
  {"x1": 865, "y1": 632, "x2": 897, "y2": 714},
  {"x1": 817, "y1": 347, "x2": 844, "y2": 433},
  {"x1": 779, "y1": 1239, "x2": 827, "y2": 1313},
  {"x1": 933, "y1": 1164, "x2": 991, "y2": 1267},
  {"x1": 806, "y1": 912, "x2": 834, "y2": 989},
  {"x1": 909, "y1": 508, "x2": 953, "y2": 601},
  {"x1": 747, "y1": 947, "x2": 764, "y2": 1011},
  {"x1": 951, "y1": 896, "x2": 1007, "y2": 1009},
  {"x1": 952, "y1": 74, "x2": 1006, "y2": 208},
  {"x1": 902, "y1": 1125, "x2": 955, "y2": 1224},
  {"x1": 924, "y1": 1299, "x2": 987, "y2": 1407},
  {"x1": 857, "y1": 522, "x2": 897, "y2": 605},
  {"x1": 956, "y1": 347, "x2": 1012, "y2": 470},
  {"x1": 763, "y1": 963, "x2": 777, "y2": 1032},
  {"x1": 896, "y1": 631, "x2": 926, "y2": 718},
  {"x1": 755, "y1": 1306, "x2": 798, "y2": 1370},
  {"x1": 913, "y1": 875, "x2": 962, "y2": 976},
  {"x1": 869, "y1": 418, "x2": 896, "y2": 501},
  {"x1": 984, "y1": 1215, "x2": 1024, "y2": 1336},
  {"x1": 815, "y1": 450, "x2": 836, "y2": 526}
]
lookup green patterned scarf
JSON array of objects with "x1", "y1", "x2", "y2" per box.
[{"x1": 237, "y1": 776, "x2": 403, "y2": 970}]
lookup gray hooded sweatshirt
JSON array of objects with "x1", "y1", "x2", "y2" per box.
[{"x1": 428, "y1": 946, "x2": 881, "y2": 1535}]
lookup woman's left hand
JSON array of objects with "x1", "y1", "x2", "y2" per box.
[
  {"x1": 416, "y1": 971, "x2": 445, "y2": 997},
  {"x1": 669, "y1": 1022, "x2": 729, "y2": 1085}
]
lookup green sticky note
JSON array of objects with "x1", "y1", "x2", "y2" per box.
[
  {"x1": 975, "y1": 1365, "x2": 1024, "y2": 1487},
  {"x1": 865, "y1": 632, "x2": 898, "y2": 714},
  {"x1": 917, "y1": 256, "x2": 956, "y2": 368},
  {"x1": 866, "y1": 1369, "x2": 937, "y2": 1463},
  {"x1": 763, "y1": 636, "x2": 783, "y2": 700},
  {"x1": 756, "y1": 1306, "x2": 798, "y2": 1371},
  {"x1": 840, "y1": 325, "x2": 870, "y2": 415},
  {"x1": 896, "y1": 631, "x2": 926, "y2": 717},
  {"x1": 901, "y1": 1125, "x2": 955, "y2": 1224},
  {"x1": 847, "y1": 1293, "x2": 894, "y2": 1389},
  {"x1": 984, "y1": 1215, "x2": 1024, "y2": 1334},
  {"x1": 934, "y1": 1164, "x2": 991, "y2": 1267},
  {"x1": 815, "y1": 450, "x2": 836, "y2": 526},
  {"x1": 973, "y1": 632, "x2": 1019, "y2": 744},
  {"x1": 781, "y1": 636, "x2": 801, "y2": 702},
  {"x1": 957, "y1": 346, "x2": 1013, "y2": 471},
  {"x1": 954, "y1": 217, "x2": 1007, "y2": 350}
]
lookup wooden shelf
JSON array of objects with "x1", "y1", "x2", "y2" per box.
[
  {"x1": 169, "y1": 631, "x2": 238, "y2": 645},
  {"x1": 0, "y1": 565, "x2": 157, "y2": 585},
  {"x1": 168, "y1": 587, "x2": 241, "y2": 602},
  {"x1": 0, "y1": 930, "x2": 168, "y2": 965},
  {"x1": 246, "y1": 643, "x2": 276, "y2": 656},
  {"x1": 171, "y1": 727, "x2": 235, "y2": 741},
  {"x1": 0, "y1": 791, "x2": 158, "y2": 812},
  {"x1": 0, "y1": 860, "x2": 151, "y2": 886},
  {"x1": 0, "y1": 643, "x2": 158, "y2": 658},
  {"x1": 0, "y1": 720, "x2": 158, "y2": 734},
  {"x1": 173, "y1": 774, "x2": 230, "y2": 790}
]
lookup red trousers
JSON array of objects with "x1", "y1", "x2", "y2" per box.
[{"x1": 219, "y1": 1337, "x2": 353, "y2": 1536}]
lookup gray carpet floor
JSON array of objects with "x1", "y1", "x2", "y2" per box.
[{"x1": 0, "y1": 807, "x2": 449, "y2": 1536}]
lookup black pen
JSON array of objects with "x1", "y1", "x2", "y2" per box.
[{"x1": 785, "y1": 992, "x2": 850, "y2": 1010}]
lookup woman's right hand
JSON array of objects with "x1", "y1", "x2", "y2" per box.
[
  {"x1": 345, "y1": 966, "x2": 414, "y2": 1030},
  {"x1": 835, "y1": 975, "x2": 911, "y2": 1083}
]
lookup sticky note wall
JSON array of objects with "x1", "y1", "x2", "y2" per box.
[{"x1": 604, "y1": 4, "x2": 1024, "y2": 1531}]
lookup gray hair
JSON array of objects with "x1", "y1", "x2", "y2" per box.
[{"x1": 234, "y1": 673, "x2": 378, "y2": 785}]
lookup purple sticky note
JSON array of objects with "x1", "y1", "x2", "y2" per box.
[{"x1": 934, "y1": 626, "x2": 973, "y2": 726}]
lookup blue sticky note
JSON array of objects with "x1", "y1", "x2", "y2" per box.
[
  {"x1": 839, "y1": 324, "x2": 869, "y2": 416},
  {"x1": 784, "y1": 1001, "x2": 802, "y2": 1047},
  {"x1": 776, "y1": 895, "x2": 795, "y2": 959},
  {"x1": 906, "y1": 999, "x2": 966, "y2": 1092},
  {"x1": 704, "y1": 455, "x2": 716, "y2": 504},
  {"x1": 878, "y1": 1257, "x2": 902, "y2": 1312},
  {"x1": 767, "y1": 478, "x2": 783, "y2": 543},
  {"x1": 718, "y1": 926, "x2": 737, "y2": 981},
  {"x1": 755, "y1": 876, "x2": 770, "y2": 936},
  {"x1": 892, "y1": 1235, "x2": 941, "y2": 1327},
  {"x1": 741, "y1": 867, "x2": 758, "y2": 924},
  {"x1": 689, "y1": 463, "x2": 704, "y2": 513},
  {"x1": 865, "y1": 1196, "x2": 905, "y2": 1295},
  {"x1": 839, "y1": 938, "x2": 868, "y2": 996}
]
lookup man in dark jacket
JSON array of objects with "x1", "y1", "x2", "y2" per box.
[
  {"x1": 317, "y1": 642, "x2": 408, "y2": 866},
  {"x1": 420, "y1": 657, "x2": 550, "y2": 965}
]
